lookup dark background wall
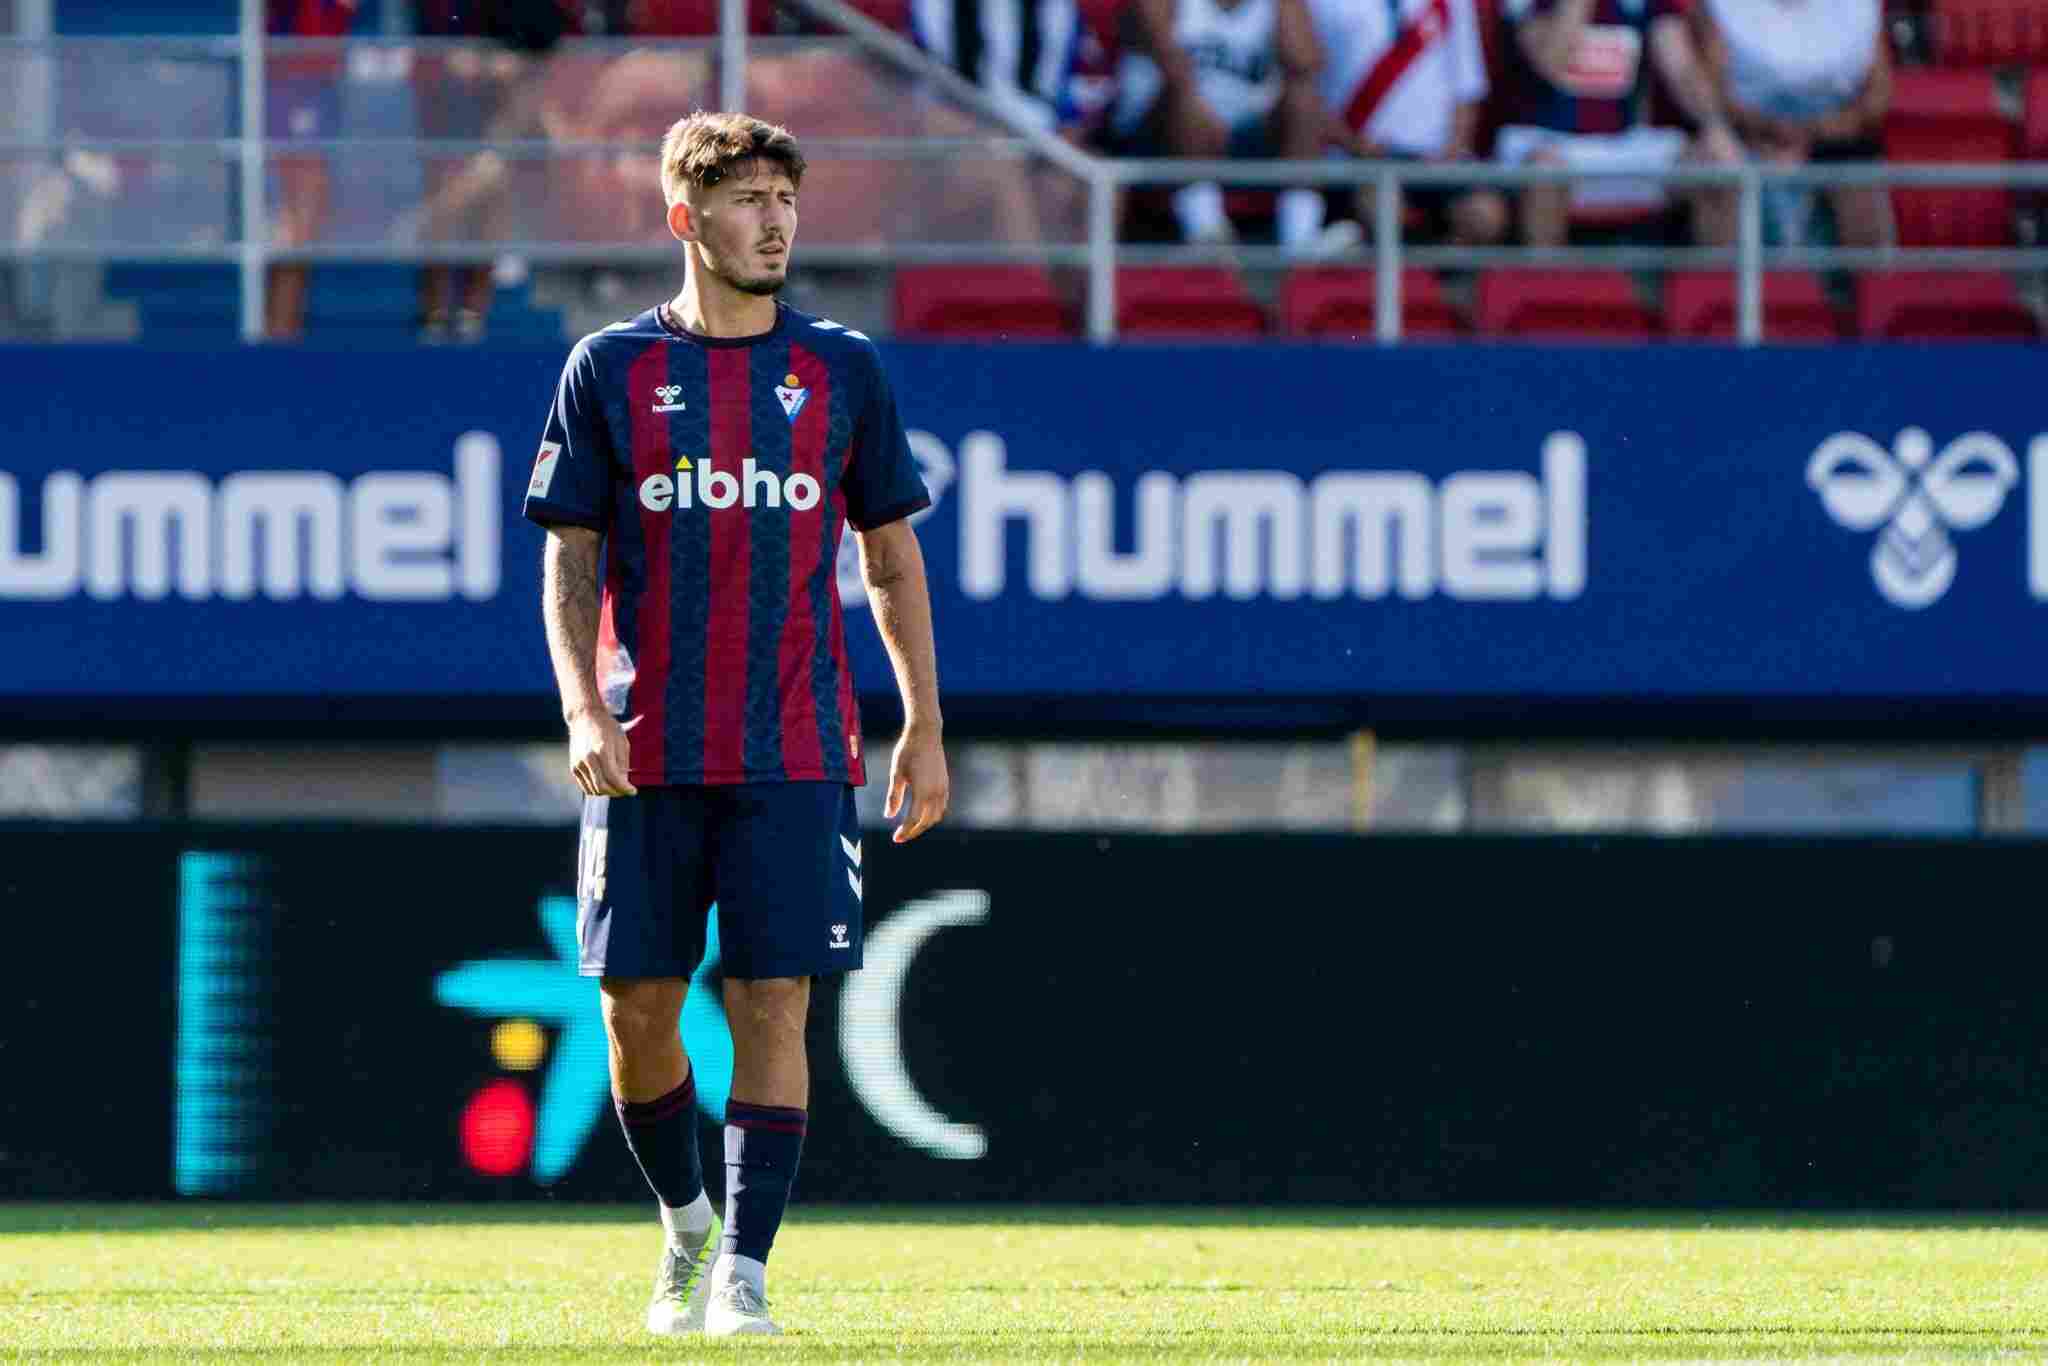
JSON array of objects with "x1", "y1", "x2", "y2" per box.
[{"x1": 6, "y1": 826, "x2": 2044, "y2": 1206}]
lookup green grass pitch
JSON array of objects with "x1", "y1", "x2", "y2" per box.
[{"x1": 7, "y1": 1205, "x2": 2048, "y2": 1361}]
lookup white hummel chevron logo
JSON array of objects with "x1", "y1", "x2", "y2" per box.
[
  {"x1": 847, "y1": 869, "x2": 863, "y2": 900},
  {"x1": 810, "y1": 318, "x2": 871, "y2": 342},
  {"x1": 840, "y1": 835, "x2": 862, "y2": 868}
]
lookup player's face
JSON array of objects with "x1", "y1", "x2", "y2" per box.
[{"x1": 679, "y1": 163, "x2": 799, "y2": 296}]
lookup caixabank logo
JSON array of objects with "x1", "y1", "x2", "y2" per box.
[
  {"x1": 1809, "y1": 427, "x2": 2048, "y2": 610},
  {"x1": 431, "y1": 889, "x2": 988, "y2": 1183}
]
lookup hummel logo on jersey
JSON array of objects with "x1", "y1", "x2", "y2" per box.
[
  {"x1": 529, "y1": 441, "x2": 561, "y2": 497},
  {"x1": 651, "y1": 385, "x2": 687, "y2": 414},
  {"x1": 637, "y1": 456, "x2": 822, "y2": 513},
  {"x1": 1808, "y1": 426, "x2": 2019, "y2": 609},
  {"x1": 829, "y1": 923, "x2": 851, "y2": 950},
  {"x1": 811, "y1": 318, "x2": 871, "y2": 342},
  {"x1": 775, "y1": 372, "x2": 810, "y2": 424}
]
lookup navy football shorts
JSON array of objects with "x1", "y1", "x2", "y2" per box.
[{"x1": 576, "y1": 783, "x2": 864, "y2": 980}]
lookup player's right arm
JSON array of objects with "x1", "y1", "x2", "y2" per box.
[
  {"x1": 542, "y1": 527, "x2": 635, "y2": 798},
  {"x1": 525, "y1": 336, "x2": 634, "y2": 799}
]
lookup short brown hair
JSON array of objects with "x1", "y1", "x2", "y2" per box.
[{"x1": 659, "y1": 111, "x2": 806, "y2": 205}]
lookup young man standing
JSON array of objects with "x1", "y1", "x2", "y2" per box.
[{"x1": 523, "y1": 111, "x2": 949, "y2": 1338}]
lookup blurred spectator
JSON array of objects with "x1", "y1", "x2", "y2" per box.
[
  {"x1": 1061, "y1": 0, "x2": 1133, "y2": 144},
  {"x1": 1108, "y1": 0, "x2": 1332, "y2": 251},
  {"x1": 1695, "y1": 0, "x2": 1892, "y2": 248},
  {"x1": 1496, "y1": 0, "x2": 1741, "y2": 247},
  {"x1": 411, "y1": 0, "x2": 572, "y2": 341},
  {"x1": 1306, "y1": 0, "x2": 1508, "y2": 247},
  {"x1": 265, "y1": 0, "x2": 358, "y2": 339},
  {"x1": 910, "y1": 0, "x2": 1085, "y2": 132},
  {"x1": 12, "y1": 149, "x2": 129, "y2": 339}
]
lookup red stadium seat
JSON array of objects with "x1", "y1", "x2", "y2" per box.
[
  {"x1": 892, "y1": 267, "x2": 1074, "y2": 339},
  {"x1": 1278, "y1": 269, "x2": 1462, "y2": 338},
  {"x1": 1476, "y1": 270, "x2": 1658, "y2": 340},
  {"x1": 1116, "y1": 267, "x2": 1267, "y2": 337},
  {"x1": 1856, "y1": 271, "x2": 2039, "y2": 339},
  {"x1": 840, "y1": 0, "x2": 911, "y2": 29},
  {"x1": 622, "y1": 0, "x2": 778, "y2": 33},
  {"x1": 1885, "y1": 68, "x2": 2017, "y2": 246},
  {"x1": 1664, "y1": 271, "x2": 1843, "y2": 341},
  {"x1": 2028, "y1": 67, "x2": 2048, "y2": 159},
  {"x1": 1929, "y1": 0, "x2": 2048, "y2": 65},
  {"x1": 2023, "y1": 68, "x2": 2048, "y2": 240}
]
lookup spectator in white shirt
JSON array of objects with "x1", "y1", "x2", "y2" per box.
[
  {"x1": 1696, "y1": 0, "x2": 1892, "y2": 247},
  {"x1": 1305, "y1": 0, "x2": 1508, "y2": 246},
  {"x1": 1108, "y1": 0, "x2": 1334, "y2": 250}
]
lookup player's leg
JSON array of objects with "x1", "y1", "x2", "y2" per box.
[
  {"x1": 581, "y1": 788, "x2": 721, "y2": 1333},
  {"x1": 703, "y1": 783, "x2": 865, "y2": 1336},
  {"x1": 711, "y1": 973, "x2": 811, "y2": 1335},
  {"x1": 1496, "y1": 127, "x2": 1571, "y2": 247},
  {"x1": 1679, "y1": 125, "x2": 1740, "y2": 249}
]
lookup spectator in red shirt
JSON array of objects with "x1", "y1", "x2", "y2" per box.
[{"x1": 1496, "y1": 0, "x2": 1741, "y2": 247}]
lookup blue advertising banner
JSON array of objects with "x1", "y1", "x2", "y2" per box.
[{"x1": 4, "y1": 342, "x2": 2045, "y2": 720}]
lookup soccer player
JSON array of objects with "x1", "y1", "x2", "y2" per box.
[{"x1": 522, "y1": 111, "x2": 949, "y2": 1338}]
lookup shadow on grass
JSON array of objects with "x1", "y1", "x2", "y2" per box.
[{"x1": 9, "y1": 1204, "x2": 2048, "y2": 1236}]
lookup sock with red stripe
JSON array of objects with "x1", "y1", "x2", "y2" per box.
[
  {"x1": 614, "y1": 1074, "x2": 711, "y2": 1247},
  {"x1": 720, "y1": 1100, "x2": 807, "y2": 1266}
]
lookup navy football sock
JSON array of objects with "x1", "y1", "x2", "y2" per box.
[
  {"x1": 721, "y1": 1100, "x2": 808, "y2": 1264},
  {"x1": 614, "y1": 1074, "x2": 705, "y2": 1210}
]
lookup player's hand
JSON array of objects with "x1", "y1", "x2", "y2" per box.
[
  {"x1": 567, "y1": 707, "x2": 637, "y2": 799},
  {"x1": 885, "y1": 723, "x2": 949, "y2": 845}
]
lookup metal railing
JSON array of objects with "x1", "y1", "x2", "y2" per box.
[{"x1": 5, "y1": 8, "x2": 2046, "y2": 343}]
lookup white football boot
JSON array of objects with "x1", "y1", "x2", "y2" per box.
[
  {"x1": 705, "y1": 1276, "x2": 782, "y2": 1336},
  {"x1": 645, "y1": 1218, "x2": 720, "y2": 1334}
]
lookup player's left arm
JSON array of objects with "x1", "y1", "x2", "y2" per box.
[{"x1": 857, "y1": 519, "x2": 949, "y2": 844}]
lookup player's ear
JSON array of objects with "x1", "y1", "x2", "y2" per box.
[{"x1": 666, "y1": 197, "x2": 697, "y2": 244}]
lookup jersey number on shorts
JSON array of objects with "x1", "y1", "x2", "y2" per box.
[{"x1": 578, "y1": 825, "x2": 609, "y2": 905}]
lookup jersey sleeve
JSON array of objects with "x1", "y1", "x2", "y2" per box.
[
  {"x1": 522, "y1": 339, "x2": 614, "y2": 532},
  {"x1": 842, "y1": 348, "x2": 932, "y2": 532}
]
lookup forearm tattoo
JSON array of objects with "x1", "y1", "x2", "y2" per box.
[{"x1": 542, "y1": 532, "x2": 604, "y2": 702}]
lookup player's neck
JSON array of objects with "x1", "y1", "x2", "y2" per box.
[{"x1": 668, "y1": 271, "x2": 778, "y2": 340}]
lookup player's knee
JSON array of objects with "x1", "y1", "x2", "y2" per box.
[
  {"x1": 1455, "y1": 192, "x2": 1510, "y2": 245},
  {"x1": 724, "y1": 977, "x2": 809, "y2": 1036},
  {"x1": 600, "y1": 983, "x2": 682, "y2": 1051}
]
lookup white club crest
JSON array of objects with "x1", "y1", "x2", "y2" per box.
[
  {"x1": 1808, "y1": 427, "x2": 2019, "y2": 609},
  {"x1": 775, "y1": 375, "x2": 810, "y2": 424}
]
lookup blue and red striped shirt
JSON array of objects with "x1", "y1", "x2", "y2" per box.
[
  {"x1": 523, "y1": 302, "x2": 930, "y2": 788},
  {"x1": 1501, "y1": 0, "x2": 1687, "y2": 135}
]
